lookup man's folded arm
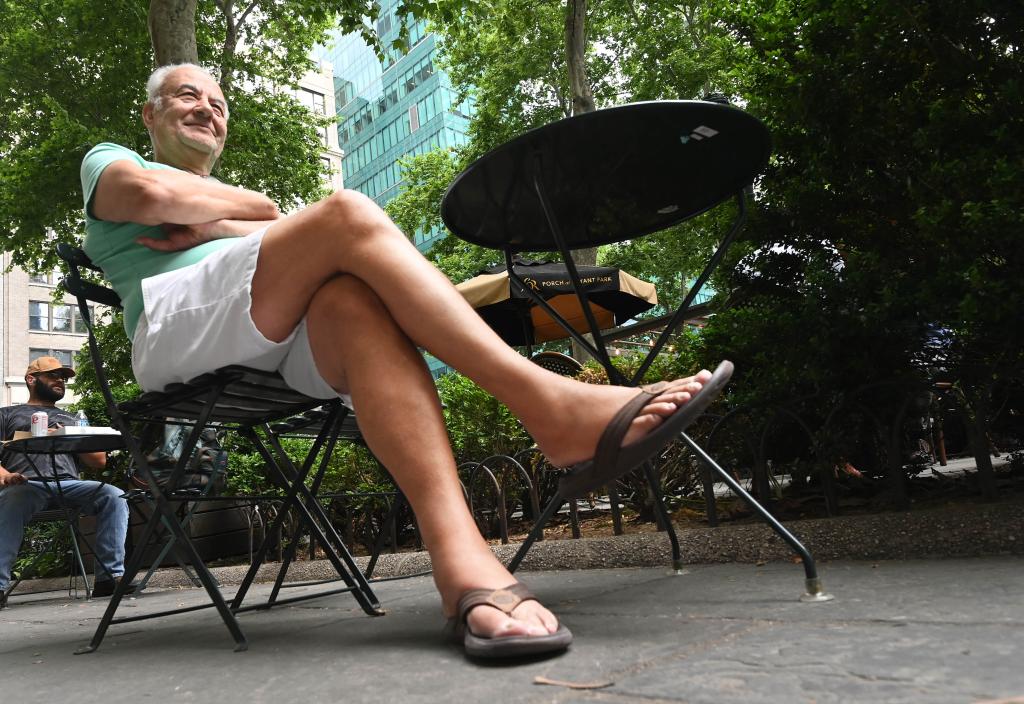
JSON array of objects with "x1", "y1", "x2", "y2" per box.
[{"x1": 91, "y1": 159, "x2": 279, "y2": 226}]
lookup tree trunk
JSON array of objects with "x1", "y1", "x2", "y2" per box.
[
  {"x1": 564, "y1": 0, "x2": 595, "y2": 116},
  {"x1": 564, "y1": 0, "x2": 599, "y2": 358},
  {"x1": 885, "y1": 397, "x2": 910, "y2": 509},
  {"x1": 149, "y1": 0, "x2": 200, "y2": 67},
  {"x1": 963, "y1": 383, "x2": 998, "y2": 501},
  {"x1": 563, "y1": 0, "x2": 597, "y2": 266}
]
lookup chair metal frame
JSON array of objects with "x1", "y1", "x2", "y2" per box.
[
  {"x1": 2, "y1": 507, "x2": 91, "y2": 601},
  {"x1": 58, "y1": 244, "x2": 383, "y2": 653}
]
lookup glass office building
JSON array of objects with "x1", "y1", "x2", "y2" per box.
[{"x1": 315, "y1": 5, "x2": 474, "y2": 253}]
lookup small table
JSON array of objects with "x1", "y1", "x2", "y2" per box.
[
  {"x1": 442, "y1": 101, "x2": 831, "y2": 600},
  {"x1": 443, "y1": 100, "x2": 768, "y2": 383},
  {"x1": 5, "y1": 432, "x2": 126, "y2": 457}
]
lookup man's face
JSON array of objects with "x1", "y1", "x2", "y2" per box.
[
  {"x1": 28, "y1": 371, "x2": 68, "y2": 404},
  {"x1": 144, "y1": 67, "x2": 229, "y2": 163}
]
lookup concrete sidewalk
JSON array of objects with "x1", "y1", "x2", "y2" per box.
[{"x1": 3, "y1": 557, "x2": 1023, "y2": 703}]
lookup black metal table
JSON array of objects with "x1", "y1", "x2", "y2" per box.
[
  {"x1": 5, "y1": 432, "x2": 126, "y2": 456},
  {"x1": 442, "y1": 100, "x2": 832, "y2": 600}
]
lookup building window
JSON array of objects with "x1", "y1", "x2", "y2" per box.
[
  {"x1": 29, "y1": 348, "x2": 74, "y2": 368},
  {"x1": 30, "y1": 271, "x2": 55, "y2": 285},
  {"x1": 320, "y1": 157, "x2": 335, "y2": 188},
  {"x1": 71, "y1": 305, "x2": 93, "y2": 333},
  {"x1": 28, "y1": 301, "x2": 89, "y2": 334},
  {"x1": 376, "y1": 12, "x2": 392, "y2": 37},
  {"x1": 294, "y1": 87, "x2": 326, "y2": 115},
  {"x1": 52, "y1": 304, "x2": 72, "y2": 333},
  {"x1": 29, "y1": 301, "x2": 49, "y2": 331}
]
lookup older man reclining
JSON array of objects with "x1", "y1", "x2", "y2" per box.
[{"x1": 79, "y1": 63, "x2": 724, "y2": 659}]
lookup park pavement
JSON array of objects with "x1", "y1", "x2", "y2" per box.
[{"x1": 2, "y1": 555, "x2": 1023, "y2": 704}]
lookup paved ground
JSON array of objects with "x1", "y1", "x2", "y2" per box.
[{"x1": 3, "y1": 557, "x2": 1023, "y2": 704}]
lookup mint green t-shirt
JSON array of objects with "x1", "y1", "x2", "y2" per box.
[{"x1": 80, "y1": 143, "x2": 240, "y2": 339}]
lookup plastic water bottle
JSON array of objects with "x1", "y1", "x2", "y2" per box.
[{"x1": 76, "y1": 410, "x2": 89, "y2": 427}]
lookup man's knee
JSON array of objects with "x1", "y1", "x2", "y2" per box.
[
  {"x1": 81, "y1": 483, "x2": 128, "y2": 517},
  {"x1": 317, "y1": 189, "x2": 395, "y2": 237},
  {"x1": 308, "y1": 274, "x2": 389, "y2": 327}
]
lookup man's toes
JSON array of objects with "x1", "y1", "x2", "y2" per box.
[
  {"x1": 469, "y1": 605, "x2": 552, "y2": 638},
  {"x1": 642, "y1": 393, "x2": 691, "y2": 416},
  {"x1": 513, "y1": 602, "x2": 559, "y2": 634},
  {"x1": 538, "y1": 610, "x2": 559, "y2": 633}
]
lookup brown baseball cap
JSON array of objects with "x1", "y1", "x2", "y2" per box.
[{"x1": 26, "y1": 356, "x2": 75, "y2": 378}]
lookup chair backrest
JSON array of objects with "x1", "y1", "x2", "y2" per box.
[
  {"x1": 55, "y1": 243, "x2": 126, "y2": 427},
  {"x1": 57, "y1": 243, "x2": 122, "y2": 312},
  {"x1": 530, "y1": 350, "x2": 584, "y2": 377}
]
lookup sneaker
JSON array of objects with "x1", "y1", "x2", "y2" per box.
[
  {"x1": 0, "y1": 590, "x2": 7, "y2": 610},
  {"x1": 91, "y1": 577, "x2": 138, "y2": 598}
]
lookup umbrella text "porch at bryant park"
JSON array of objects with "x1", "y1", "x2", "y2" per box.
[{"x1": 522, "y1": 275, "x2": 615, "y2": 290}]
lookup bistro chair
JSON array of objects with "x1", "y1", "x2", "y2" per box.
[
  {"x1": 1, "y1": 508, "x2": 91, "y2": 602},
  {"x1": 58, "y1": 243, "x2": 383, "y2": 653},
  {"x1": 530, "y1": 350, "x2": 585, "y2": 377}
]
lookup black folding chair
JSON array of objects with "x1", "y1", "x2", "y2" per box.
[
  {"x1": 58, "y1": 244, "x2": 383, "y2": 653},
  {"x1": 2, "y1": 508, "x2": 91, "y2": 601}
]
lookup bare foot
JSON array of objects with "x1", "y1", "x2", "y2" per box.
[
  {"x1": 433, "y1": 544, "x2": 560, "y2": 639},
  {"x1": 524, "y1": 369, "x2": 714, "y2": 468}
]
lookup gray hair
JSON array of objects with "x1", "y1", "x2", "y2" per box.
[{"x1": 145, "y1": 63, "x2": 221, "y2": 109}]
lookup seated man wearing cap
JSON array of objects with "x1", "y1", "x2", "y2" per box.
[{"x1": 0, "y1": 356, "x2": 130, "y2": 607}]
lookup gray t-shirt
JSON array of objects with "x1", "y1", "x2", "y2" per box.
[{"x1": 0, "y1": 405, "x2": 80, "y2": 480}]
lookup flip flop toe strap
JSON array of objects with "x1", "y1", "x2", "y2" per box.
[
  {"x1": 457, "y1": 582, "x2": 535, "y2": 624},
  {"x1": 591, "y1": 387, "x2": 658, "y2": 481}
]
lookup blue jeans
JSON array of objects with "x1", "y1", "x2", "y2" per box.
[{"x1": 0, "y1": 480, "x2": 128, "y2": 591}]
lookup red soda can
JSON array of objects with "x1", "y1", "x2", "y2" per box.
[{"x1": 30, "y1": 411, "x2": 49, "y2": 437}]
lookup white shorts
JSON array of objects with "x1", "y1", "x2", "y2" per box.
[{"x1": 131, "y1": 228, "x2": 351, "y2": 406}]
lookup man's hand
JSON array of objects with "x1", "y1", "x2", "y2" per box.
[
  {"x1": 0, "y1": 467, "x2": 27, "y2": 487},
  {"x1": 137, "y1": 222, "x2": 223, "y2": 252},
  {"x1": 137, "y1": 218, "x2": 280, "y2": 252}
]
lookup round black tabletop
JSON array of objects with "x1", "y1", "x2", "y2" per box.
[
  {"x1": 4, "y1": 433, "x2": 126, "y2": 455},
  {"x1": 441, "y1": 100, "x2": 771, "y2": 252}
]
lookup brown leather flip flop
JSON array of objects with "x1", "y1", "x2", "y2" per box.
[
  {"x1": 559, "y1": 360, "x2": 734, "y2": 498},
  {"x1": 445, "y1": 583, "x2": 573, "y2": 659}
]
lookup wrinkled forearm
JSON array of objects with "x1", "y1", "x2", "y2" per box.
[
  {"x1": 135, "y1": 171, "x2": 278, "y2": 225},
  {"x1": 93, "y1": 161, "x2": 279, "y2": 226},
  {"x1": 209, "y1": 218, "x2": 282, "y2": 236}
]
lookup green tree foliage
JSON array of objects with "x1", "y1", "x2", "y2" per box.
[
  {"x1": 384, "y1": 149, "x2": 507, "y2": 283},
  {"x1": 436, "y1": 371, "x2": 531, "y2": 462},
  {"x1": 696, "y1": 0, "x2": 1024, "y2": 497}
]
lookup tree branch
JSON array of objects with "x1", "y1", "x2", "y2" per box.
[{"x1": 238, "y1": 0, "x2": 259, "y2": 28}]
